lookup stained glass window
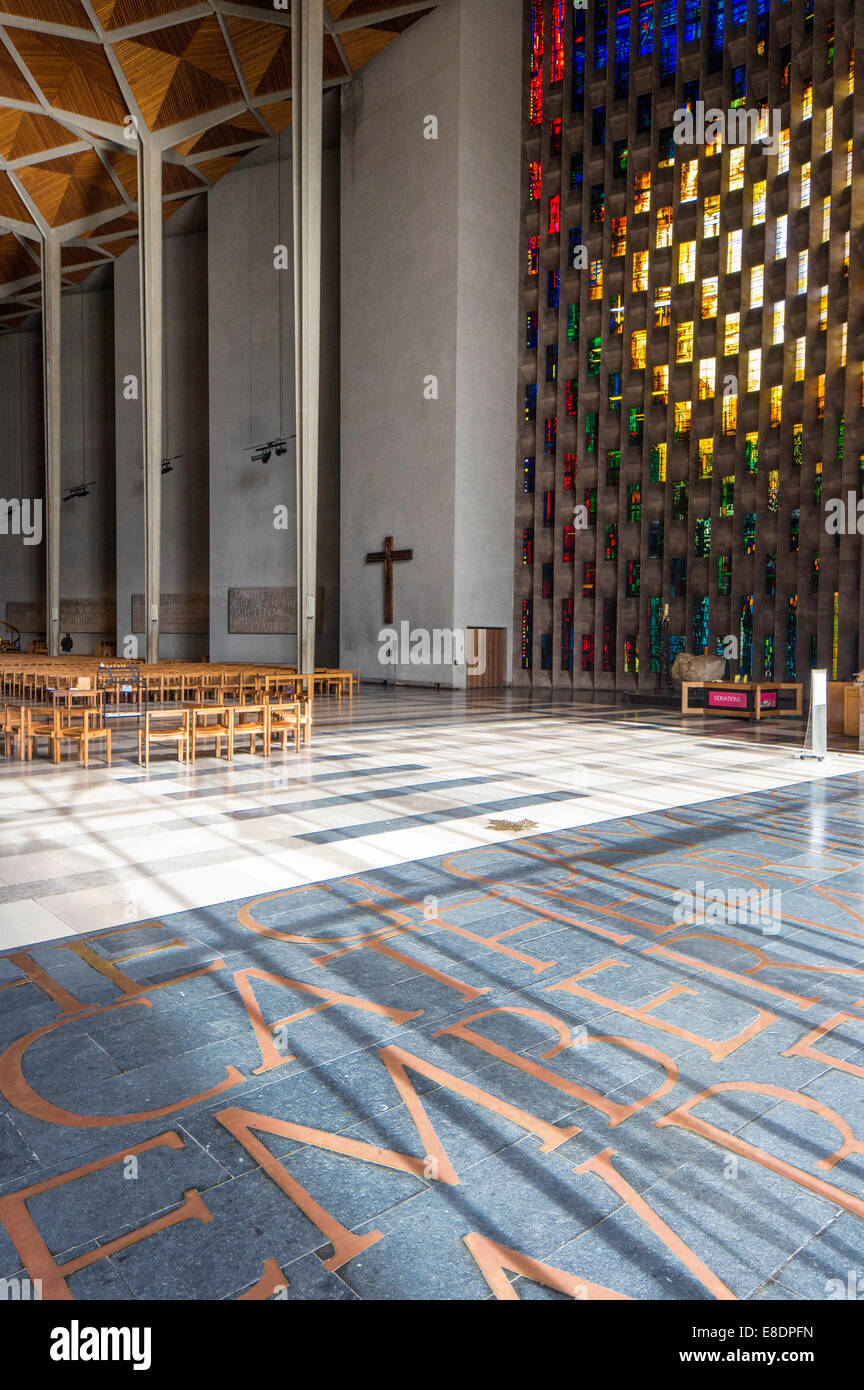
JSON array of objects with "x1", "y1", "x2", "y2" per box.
[
  {"x1": 561, "y1": 599, "x2": 573, "y2": 672},
  {"x1": 529, "y1": 0, "x2": 543, "y2": 126},
  {"x1": 551, "y1": 0, "x2": 565, "y2": 81},
  {"x1": 649, "y1": 597, "x2": 663, "y2": 672},
  {"x1": 572, "y1": 3, "x2": 586, "y2": 112},
  {"x1": 717, "y1": 555, "x2": 731, "y2": 596},
  {"x1": 593, "y1": 1, "x2": 609, "y2": 68},
  {"x1": 742, "y1": 512, "x2": 756, "y2": 555},
  {"x1": 605, "y1": 523, "x2": 618, "y2": 561},
  {"x1": 660, "y1": 0, "x2": 677, "y2": 82},
  {"x1": 786, "y1": 595, "x2": 797, "y2": 679},
  {"x1": 638, "y1": 0, "x2": 653, "y2": 55},
  {"x1": 698, "y1": 439, "x2": 713, "y2": 479},
  {"x1": 692, "y1": 596, "x2": 710, "y2": 652},
  {"x1": 765, "y1": 553, "x2": 776, "y2": 596},
  {"x1": 627, "y1": 483, "x2": 642, "y2": 522},
  {"x1": 602, "y1": 600, "x2": 617, "y2": 671},
  {"x1": 523, "y1": 456, "x2": 535, "y2": 494},
  {"x1": 563, "y1": 452, "x2": 576, "y2": 489},
  {"x1": 739, "y1": 594, "x2": 754, "y2": 679},
  {"x1": 521, "y1": 599, "x2": 533, "y2": 669},
  {"x1": 695, "y1": 518, "x2": 711, "y2": 557}
]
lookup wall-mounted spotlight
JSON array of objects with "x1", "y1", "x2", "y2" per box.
[
  {"x1": 161, "y1": 454, "x2": 184, "y2": 475},
  {"x1": 244, "y1": 436, "x2": 295, "y2": 466},
  {"x1": 63, "y1": 482, "x2": 95, "y2": 502}
]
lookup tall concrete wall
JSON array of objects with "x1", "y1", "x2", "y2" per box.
[
  {"x1": 340, "y1": 0, "x2": 520, "y2": 685},
  {"x1": 0, "y1": 326, "x2": 44, "y2": 649},
  {"x1": 207, "y1": 126, "x2": 340, "y2": 666},
  {"x1": 114, "y1": 202, "x2": 210, "y2": 661},
  {"x1": 0, "y1": 286, "x2": 115, "y2": 656},
  {"x1": 60, "y1": 286, "x2": 115, "y2": 654}
]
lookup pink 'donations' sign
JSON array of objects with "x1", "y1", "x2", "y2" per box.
[{"x1": 708, "y1": 690, "x2": 749, "y2": 709}]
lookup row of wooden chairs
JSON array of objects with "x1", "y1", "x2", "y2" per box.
[
  {"x1": 138, "y1": 701, "x2": 311, "y2": 766},
  {"x1": 1, "y1": 705, "x2": 111, "y2": 766}
]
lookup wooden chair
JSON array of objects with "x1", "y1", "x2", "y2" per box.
[
  {"x1": 0, "y1": 705, "x2": 25, "y2": 759},
  {"x1": 23, "y1": 707, "x2": 86, "y2": 764},
  {"x1": 229, "y1": 703, "x2": 269, "y2": 758},
  {"x1": 267, "y1": 700, "x2": 304, "y2": 754},
  {"x1": 189, "y1": 706, "x2": 231, "y2": 763},
  {"x1": 138, "y1": 710, "x2": 190, "y2": 767},
  {"x1": 74, "y1": 709, "x2": 112, "y2": 768}
]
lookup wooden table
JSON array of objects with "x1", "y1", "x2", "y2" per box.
[
  {"x1": 48, "y1": 687, "x2": 105, "y2": 717},
  {"x1": 681, "y1": 681, "x2": 803, "y2": 720}
]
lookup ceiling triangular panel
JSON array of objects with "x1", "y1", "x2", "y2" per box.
[
  {"x1": 112, "y1": 18, "x2": 243, "y2": 132},
  {"x1": 0, "y1": 231, "x2": 39, "y2": 283},
  {"x1": 0, "y1": 0, "x2": 92, "y2": 28},
  {"x1": 0, "y1": 42, "x2": 38, "y2": 102},
  {"x1": 6, "y1": 27, "x2": 128, "y2": 125},
  {"x1": 0, "y1": 109, "x2": 80, "y2": 162},
  {"x1": 91, "y1": 0, "x2": 203, "y2": 30},
  {"x1": 339, "y1": 27, "x2": 396, "y2": 73},
  {"x1": 16, "y1": 148, "x2": 123, "y2": 227},
  {"x1": 174, "y1": 110, "x2": 266, "y2": 157},
  {"x1": 196, "y1": 153, "x2": 247, "y2": 184},
  {"x1": 224, "y1": 16, "x2": 292, "y2": 99},
  {"x1": 0, "y1": 170, "x2": 36, "y2": 224}
]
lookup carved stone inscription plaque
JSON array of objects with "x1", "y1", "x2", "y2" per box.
[
  {"x1": 131, "y1": 594, "x2": 209, "y2": 634},
  {"x1": 6, "y1": 598, "x2": 113, "y2": 632},
  {"x1": 228, "y1": 587, "x2": 324, "y2": 635}
]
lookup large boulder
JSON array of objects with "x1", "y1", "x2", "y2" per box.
[{"x1": 672, "y1": 652, "x2": 727, "y2": 687}]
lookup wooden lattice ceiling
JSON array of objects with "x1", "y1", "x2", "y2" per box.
[{"x1": 0, "y1": 0, "x2": 436, "y2": 325}]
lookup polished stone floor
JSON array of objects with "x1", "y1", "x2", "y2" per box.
[{"x1": 1, "y1": 690, "x2": 864, "y2": 1299}]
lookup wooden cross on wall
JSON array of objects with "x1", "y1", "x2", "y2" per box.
[{"x1": 365, "y1": 536, "x2": 413, "y2": 625}]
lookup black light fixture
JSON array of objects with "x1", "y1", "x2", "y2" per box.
[
  {"x1": 244, "y1": 436, "x2": 295, "y2": 466},
  {"x1": 63, "y1": 482, "x2": 95, "y2": 502},
  {"x1": 161, "y1": 454, "x2": 183, "y2": 475}
]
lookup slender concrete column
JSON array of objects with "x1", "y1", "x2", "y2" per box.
[
  {"x1": 292, "y1": 0, "x2": 323, "y2": 674},
  {"x1": 138, "y1": 141, "x2": 163, "y2": 665},
  {"x1": 41, "y1": 235, "x2": 62, "y2": 657}
]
